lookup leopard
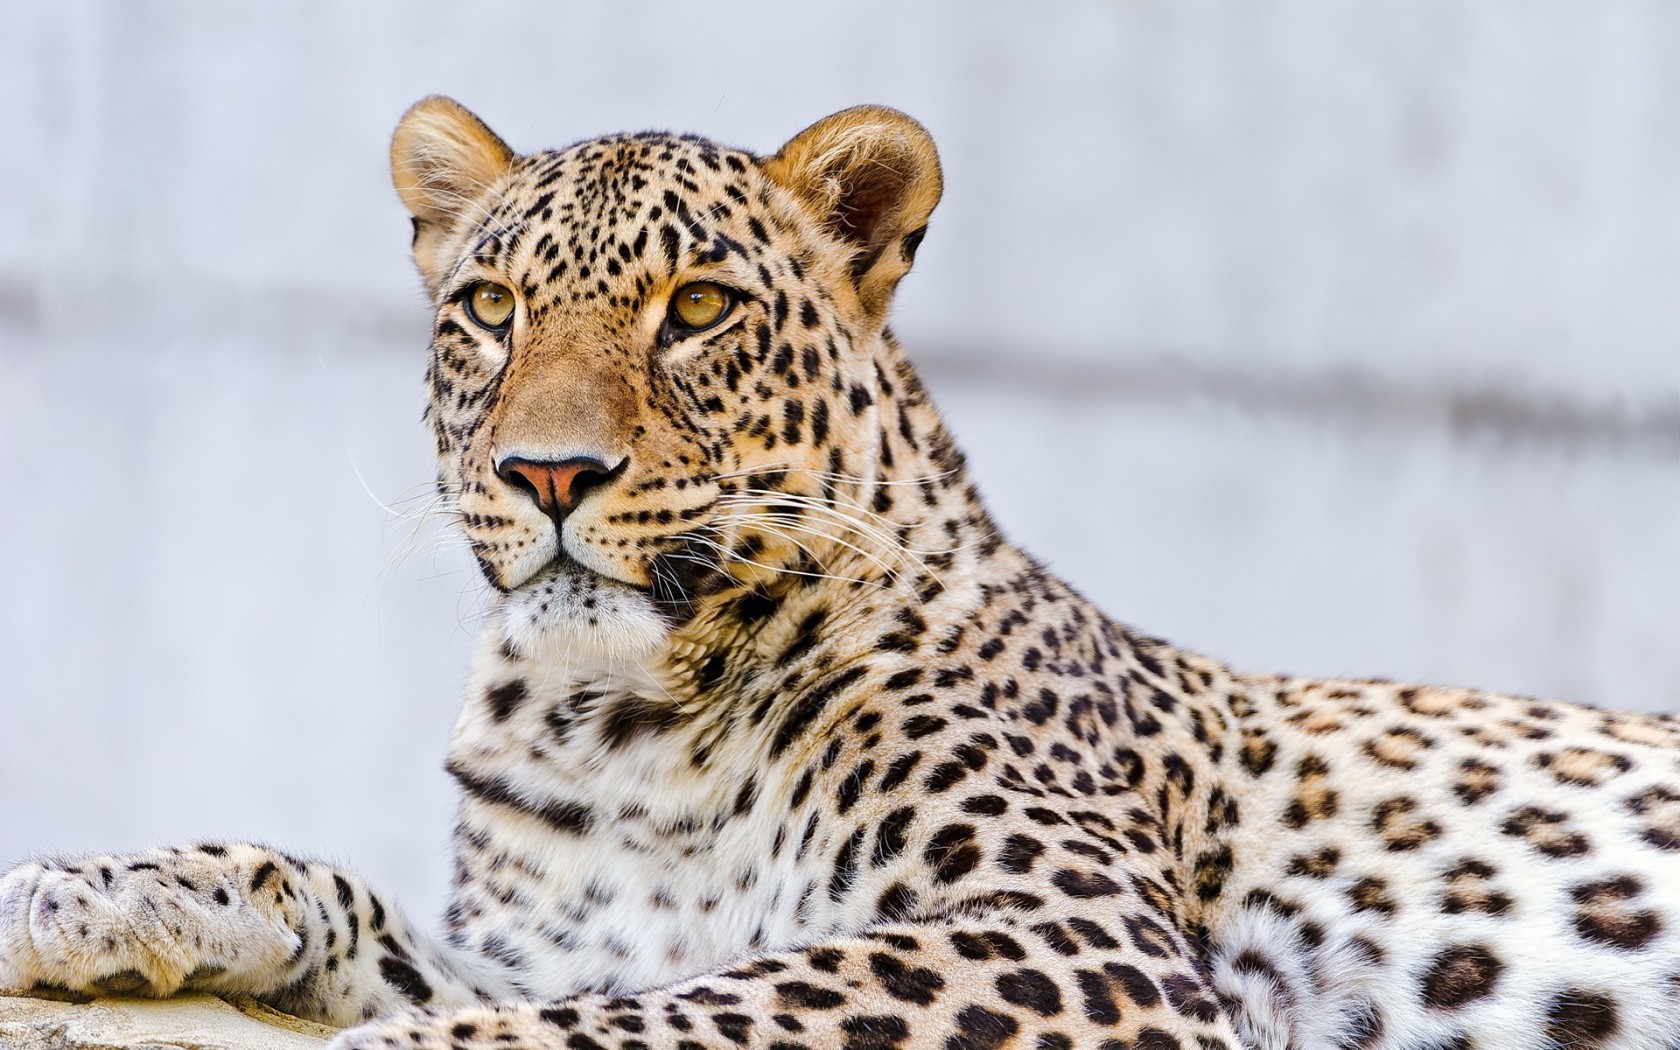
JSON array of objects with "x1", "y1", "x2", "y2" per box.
[{"x1": 3, "y1": 96, "x2": 1678, "y2": 1050}]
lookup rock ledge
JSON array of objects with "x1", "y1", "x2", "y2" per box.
[{"x1": 0, "y1": 991, "x2": 334, "y2": 1049}]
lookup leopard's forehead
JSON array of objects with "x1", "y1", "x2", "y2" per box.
[
  {"x1": 507, "y1": 132, "x2": 754, "y2": 213},
  {"x1": 462, "y1": 133, "x2": 769, "y2": 300}
]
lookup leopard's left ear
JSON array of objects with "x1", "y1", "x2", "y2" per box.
[
  {"x1": 763, "y1": 106, "x2": 942, "y2": 319},
  {"x1": 391, "y1": 96, "x2": 515, "y2": 295}
]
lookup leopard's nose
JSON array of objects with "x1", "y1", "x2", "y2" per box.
[{"x1": 495, "y1": 454, "x2": 622, "y2": 523}]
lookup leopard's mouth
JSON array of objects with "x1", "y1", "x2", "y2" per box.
[
  {"x1": 495, "y1": 555, "x2": 672, "y2": 662},
  {"x1": 485, "y1": 526, "x2": 734, "y2": 649},
  {"x1": 479, "y1": 523, "x2": 645, "y2": 596},
  {"x1": 547, "y1": 546, "x2": 649, "y2": 592}
]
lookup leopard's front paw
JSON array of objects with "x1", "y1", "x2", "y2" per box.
[{"x1": 0, "y1": 846, "x2": 305, "y2": 998}]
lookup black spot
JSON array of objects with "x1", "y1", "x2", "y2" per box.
[
  {"x1": 249, "y1": 862, "x2": 277, "y2": 893},
  {"x1": 1065, "y1": 917, "x2": 1120, "y2": 951},
  {"x1": 1544, "y1": 989, "x2": 1619, "y2": 1047},
  {"x1": 1284, "y1": 846, "x2": 1339, "y2": 880},
  {"x1": 790, "y1": 768, "x2": 815, "y2": 809},
  {"x1": 840, "y1": 1014, "x2": 909, "y2": 1050},
  {"x1": 943, "y1": 1006, "x2": 1018, "y2": 1050},
  {"x1": 1498, "y1": 805, "x2": 1591, "y2": 858},
  {"x1": 807, "y1": 947, "x2": 844, "y2": 973},
  {"x1": 1104, "y1": 962, "x2": 1161, "y2": 1007},
  {"x1": 924, "y1": 760, "x2": 969, "y2": 793},
  {"x1": 837, "y1": 760, "x2": 874, "y2": 814},
  {"x1": 377, "y1": 955, "x2": 433, "y2": 1003},
  {"x1": 1570, "y1": 875, "x2": 1661, "y2": 950},
  {"x1": 828, "y1": 826, "x2": 866, "y2": 902},
  {"x1": 713, "y1": 1012, "x2": 754, "y2": 1044},
  {"x1": 1240, "y1": 730, "x2": 1277, "y2": 776},
  {"x1": 1052, "y1": 869, "x2": 1123, "y2": 898},
  {"x1": 733, "y1": 775, "x2": 760, "y2": 816},
  {"x1": 1033, "y1": 920, "x2": 1080, "y2": 956},
  {"x1": 540, "y1": 1006, "x2": 580, "y2": 1029},
  {"x1": 809, "y1": 400, "x2": 830, "y2": 445},
  {"x1": 775, "y1": 981, "x2": 846, "y2": 1009},
  {"x1": 1124, "y1": 913, "x2": 1177, "y2": 958},
  {"x1": 484, "y1": 680, "x2": 528, "y2": 722},
  {"x1": 924, "y1": 824, "x2": 981, "y2": 884},
  {"x1": 962, "y1": 794, "x2": 1008, "y2": 816},
  {"x1": 600, "y1": 697, "x2": 683, "y2": 749},
  {"x1": 873, "y1": 807, "x2": 914, "y2": 867},
  {"x1": 1022, "y1": 689, "x2": 1059, "y2": 725},
  {"x1": 903, "y1": 715, "x2": 947, "y2": 739},
  {"x1": 698, "y1": 652, "x2": 729, "y2": 691},
  {"x1": 869, "y1": 952, "x2": 945, "y2": 1005},
  {"x1": 734, "y1": 590, "x2": 781, "y2": 621},
  {"x1": 1192, "y1": 844, "x2": 1235, "y2": 901},
  {"x1": 996, "y1": 968, "x2": 1063, "y2": 1016},
  {"x1": 875, "y1": 882, "x2": 919, "y2": 922},
  {"x1": 1076, "y1": 969, "x2": 1119, "y2": 1024},
  {"x1": 878, "y1": 751, "x2": 921, "y2": 791},
  {"x1": 1420, "y1": 945, "x2": 1503, "y2": 1009},
  {"x1": 999, "y1": 834, "x2": 1045, "y2": 874},
  {"x1": 883, "y1": 669, "x2": 922, "y2": 690},
  {"x1": 1348, "y1": 876, "x2": 1397, "y2": 916},
  {"x1": 1159, "y1": 973, "x2": 1218, "y2": 1023}
]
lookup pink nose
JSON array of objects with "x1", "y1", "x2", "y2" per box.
[{"x1": 495, "y1": 456, "x2": 617, "y2": 521}]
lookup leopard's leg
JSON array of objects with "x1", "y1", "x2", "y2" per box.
[
  {"x1": 327, "y1": 912, "x2": 1246, "y2": 1050},
  {"x1": 0, "y1": 843, "x2": 511, "y2": 1028}
]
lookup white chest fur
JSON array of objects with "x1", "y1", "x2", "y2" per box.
[{"x1": 444, "y1": 635, "x2": 833, "y2": 998}]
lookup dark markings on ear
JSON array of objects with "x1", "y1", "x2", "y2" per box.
[
  {"x1": 850, "y1": 245, "x2": 885, "y2": 282},
  {"x1": 901, "y1": 226, "x2": 927, "y2": 263}
]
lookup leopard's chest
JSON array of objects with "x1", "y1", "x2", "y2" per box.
[
  {"x1": 450, "y1": 791, "x2": 816, "y2": 998},
  {"x1": 442, "y1": 654, "x2": 845, "y2": 997}
]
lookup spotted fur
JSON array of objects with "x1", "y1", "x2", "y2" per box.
[{"x1": 3, "y1": 98, "x2": 1678, "y2": 1050}]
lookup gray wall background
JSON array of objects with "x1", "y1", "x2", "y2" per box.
[{"x1": 2, "y1": 0, "x2": 1677, "y2": 920}]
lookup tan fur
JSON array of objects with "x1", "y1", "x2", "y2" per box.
[{"x1": 4, "y1": 99, "x2": 1678, "y2": 1050}]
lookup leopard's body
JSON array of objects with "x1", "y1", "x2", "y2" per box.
[{"x1": 3, "y1": 99, "x2": 1678, "y2": 1050}]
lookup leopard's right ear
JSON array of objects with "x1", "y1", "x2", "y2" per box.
[{"x1": 391, "y1": 96, "x2": 515, "y2": 294}]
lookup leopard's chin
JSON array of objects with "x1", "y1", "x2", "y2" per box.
[{"x1": 494, "y1": 558, "x2": 669, "y2": 666}]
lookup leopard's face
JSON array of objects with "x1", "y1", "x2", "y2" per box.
[{"x1": 392, "y1": 99, "x2": 941, "y2": 658}]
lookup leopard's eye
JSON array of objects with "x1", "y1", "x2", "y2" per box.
[
  {"x1": 670, "y1": 283, "x2": 734, "y2": 332},
  {"x1": 466, "y1": 282, "x2": 516, "y2": 330}
]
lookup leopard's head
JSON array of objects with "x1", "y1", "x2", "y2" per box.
[{"x1": 390, "y1": 97, "x2": 942, "y2": 660}]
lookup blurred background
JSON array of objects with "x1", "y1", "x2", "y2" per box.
[{"x1": 2, "y1": 0, "x2": 1677, "y2": 920}]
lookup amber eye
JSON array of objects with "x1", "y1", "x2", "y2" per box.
[
  {"x1": 466, "y1": 282, "x2": 516, "y2": 330},
  {"x1": 670, "y1": 283, "x2": 734, "y2": 332}
]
